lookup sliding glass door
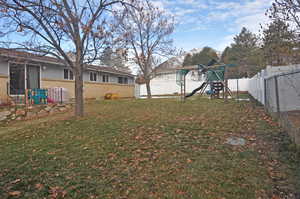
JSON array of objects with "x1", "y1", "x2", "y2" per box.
[
  {"x1": 26, "y1": 65, "x2": 40, "y2": 90},
  {"x1": 9, "y1": 63, "x2": 25, "y2": 95},
  {"x1": 9, "y1": 63, "x2": 40, "y2": 95}
]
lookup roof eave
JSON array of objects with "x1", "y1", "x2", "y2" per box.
[{"x1": 0, "y1": 54, "x2": 135, "y2": 77}]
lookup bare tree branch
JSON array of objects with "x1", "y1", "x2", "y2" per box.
[
  {"x1": 0, "y1": 0, "x2": 130, "y2": 116},
  {"x1": 115, "y1": 0, "x2": 175, "y2": 98}
]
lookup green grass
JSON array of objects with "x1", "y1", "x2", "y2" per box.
[{"x1": 0, "y1": 98, "x2": 297, "y2": 198}]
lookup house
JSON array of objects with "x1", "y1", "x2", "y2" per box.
[
  {"x1": 138, "y1": 67, "x2": 209, "y2": 96},
  {"x1": 137, "y1": 57, "x2": 250, "y2": 97},
  {"x1": 138, "y1": 68, "x2": 250, "y2": 97},
  {"x1": 0, "y1": 48, "x2": 135, "y2": 104}
]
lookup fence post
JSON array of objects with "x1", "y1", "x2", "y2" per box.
[
  {"x1": 264, "y1": 79, "x2": 267, "y2": 106},
  {"x1": 236, "y1": 79, "x2": 239, "y2": 101},
  {"x1": 274, "y1": 76, "x2": 280, "y2": 114},
  {"x1": 60, "y1": 88, "x2": 63, "y2": 104}
]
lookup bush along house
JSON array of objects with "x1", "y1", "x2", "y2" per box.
[{"x1": 0, "y1": 48, "x2": 135, "y2": 105}]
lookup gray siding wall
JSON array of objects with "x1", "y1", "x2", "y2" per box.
[
  {"x1": 42, "y1": 64, "x2": 135, "y2": 84},
  {"x1": 0, "y1": 61, "x2": 8, "y2": 76},
  {"x1": 41, "y1": 64, "x2": 69, "y2": 80},
  {"x1": 0, "y1": 58, "x2": 134, "y2": 84},
  {"x1": 128, "y1": 78, "x2": 134, "y2": 84},
  {"x1": 110, "y1": 74, "x2": 118, "y2": 83},
  {"x1": 43, "y1": 66, "x2": 134, "y2": 84}
]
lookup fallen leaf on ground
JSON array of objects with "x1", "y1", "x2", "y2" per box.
[
  {"x1": 10, "y1": 179, "x2": 21, "y2": 184},
  {"x1": 9, "y1": 191, "x2": 21, "y2": 196},
  {"x1": 35, "y1": 183, "x2": 44, "y2": 190}
]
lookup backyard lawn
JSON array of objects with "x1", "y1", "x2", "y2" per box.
[{"x1": 0, "y1": 98, "x2": 299, "y2": 198}]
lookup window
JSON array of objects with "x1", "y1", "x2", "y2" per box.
[
  {"x1": 64, "y1": 69, "x2": 73, "y2": 80},
  {"x1": 90, "y1": 72, "x2": 97, "y2": 82},
  {"x1": 102, "y1": 74, "x2": 109, "y2": 82},
  {"x1": 64, "y1": 69, "x2": 68, "y2": 80},
  {"x1": 118, "y1": 77, "x2": 123, "y2": 84},
  {"x1": 118, "y1": 77, "x2": 129, "y2": 84},
  {"x1": 70, "y1": 70, "x2": 74, "y2": 80}
]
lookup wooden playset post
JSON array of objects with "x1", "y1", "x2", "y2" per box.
[{"x1": 222, "y1": 84, "x2": 225, "y2": 99}]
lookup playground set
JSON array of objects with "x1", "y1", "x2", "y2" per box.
[{"x1": 176, "y1": 60, "x2": 235, "y2": 101}]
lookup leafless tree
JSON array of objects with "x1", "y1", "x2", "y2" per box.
[
  {"x1": 267, "y1": 0, "x2": 300, "y2": 33},
  {"x1": 0, "y1": 0, "x2": 130, "y2": 117},
  {"x1": 116, "y1": 0, "x2": 175, "y2": 98},
  {"x1": 267, "y1": 1, "x2": 300, "y2": 98}
]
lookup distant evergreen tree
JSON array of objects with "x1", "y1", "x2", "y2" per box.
[
  {"x1": 262, "y1": 19, "x2": 297, "y2": 65},
  {"x1": 221, "y1": 27, "x2": 264, "y2": 78},
  {"x1": 182, "y1": 53, "x2": 193, "y2": 66},
  {"x1": 182, "y1": 47, "x2": 218, "y2": 66},
  {"x1": 192, "y1": 47, "x2": 218, "y2": 65},
  {"x1": 221, "y1": 47, "x2": 235, "y2": 64}
]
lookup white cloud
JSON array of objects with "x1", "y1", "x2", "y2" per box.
[
  {"x1": 150, "y1": 0, "x2": 272, "y2": 51},
  {"x1": 206, "y1": 0, "x2": 272, "y2": 51},
  {"x1": 233, "y1": 13, "x2": 270, "y2": 33},
  {"x1": 206, "y1": 0, "x2": 272, "y2": 29},
  {"x1": 215, "y1": 34, "x2": 235, "y2": 51},
  {"x1": 151, "y1": 0, "x2": 271, "y2": 33}
]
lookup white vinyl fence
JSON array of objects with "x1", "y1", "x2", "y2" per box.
[
  {"x1": 248, "y1": 66, "x2": 300, "y2": 113},
  {"x1": 248, "y1": 70, "x2": 267, "y2": 105},
  {"x1": 136, "y1": 65, "x2": 300, "y2": 114},
  {"x1": 248, "y1": 65, "x2": 300, "y2": 146},
  {"x1": 137, "y1": 76, "x2": 250, "y2": 97},
  {"x1": 228, "y1": 78, "x2": 250, "y2": 93}
]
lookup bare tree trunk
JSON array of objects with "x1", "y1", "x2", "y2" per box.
[
  {"x1": 74, "y1": 65, "x2": 84, "y2": 117},
  {"x1": 145, "y1": 79, "x2": 152, "y2": 99}
]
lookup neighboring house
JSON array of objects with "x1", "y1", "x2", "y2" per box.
[
  {"x1": 138, "y1": 67, "x2": 249, "y2": 97},
  {"x1": 136, "y1": 51, "x2": 204, "y2": 96},
  {"x1": 138, "y1": 67, "x2": 250, "y2": 96},
  {"x1": 139, "y1": 67, "x2": 208, "y2": 96},
  {"x1": 0, "y1": 48, "x2": 135, "y2": 104}
]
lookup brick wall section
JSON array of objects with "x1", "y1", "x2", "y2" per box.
[
  {"x1": 42, "y1": 79, "x2": 134, "y2": 99},
  {"x1": 0, "y1": 76, "x2": 8, "y2": 103},
  {"x1": 84, "y1": 81, "x2": 134, "y2": 99},
  {"x1": 42, "y1": 79, "x2": 75, "y2": 99},
  {"x1": 0, "y1": 78, "x2": 135, "y2": 102}
]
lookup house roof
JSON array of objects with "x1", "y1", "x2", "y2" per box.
[
  {"x1": 153, "y1": 57, "x2": 183, "y2": 75},
  {"x1": 0, "y1": 48, "x2": 61, "y2": 64},
  {"x1": 0, "y1": 48, "x2": 134, "y2": 77}
]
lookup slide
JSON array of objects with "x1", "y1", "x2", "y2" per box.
[{"x1": 185, "y1": 82, "x2": 207, "y2": 98}]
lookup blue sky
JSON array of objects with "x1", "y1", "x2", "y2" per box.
[{"x1": 152, "y1": 0, "x2": 273, "y2": 52}]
